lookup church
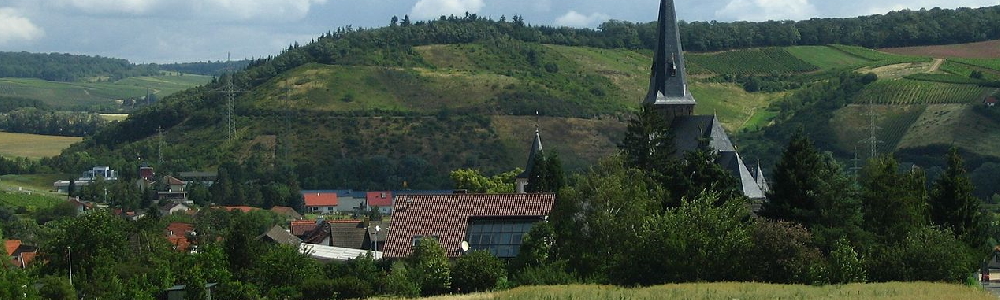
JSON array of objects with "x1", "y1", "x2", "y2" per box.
[{"x1": 642, "y1": 0, "x2": 768, "y2": 199}]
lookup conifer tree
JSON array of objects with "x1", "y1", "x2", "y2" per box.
[
  {"x1": 928, "y1": 147, "x2": 987, "y2": 249},
  {"x1": 761, "y1": 131, "x2": 823, "y2": 224},
  {"x1": 860, "y1": 155, "x2": 927, "y2": 241},
  {"x1": 619, "y1": 106, "x2": 674, "y2": 174}
]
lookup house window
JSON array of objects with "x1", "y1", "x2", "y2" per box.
[
  {"x1": 412, "y1": 235, "x2": 439, "y2": 247},
  {"x1": 466, "y1": 218, "x2": 537, "y2": 258}
]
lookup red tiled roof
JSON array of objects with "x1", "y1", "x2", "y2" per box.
[
  {"x1": 165, "y1": 222, "x2": 195, "y2": 252},
  {"x1": 165, "y1": 176, "x2": 185, "y2": 185},
  {"x1": 216, "y1": 206, "x2": 261, "y2": 213},
  {"x1": 271, "y1": 206, "x2": 303, "y2": 219},
  {"x1": 17, "y1": 251, "x2": 36, "y2": 267},
  {"x1": 5, "y1": 240, "x2": 21, "y2": 256},
  {"x1": 987, "y1": 96, "x2": 998, "y2": 103},
  {"x1": 366, "y1": 191, "x2": 393, "y2": 207},
  {"x1": 304, "y1": 192, "x2": 338, "y2": 207},
  {"x1": 291, "y1": 220, "x2": 318, "y2": 236},
  {"x1": 383, "y1": 193, "x2": 556, "y2": 258}
]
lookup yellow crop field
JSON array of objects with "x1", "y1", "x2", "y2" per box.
[
  {"x1": 0, "y1": 132, "x2": 80, "y2": 159},
  {"x1": 417, "y1": 282, "x2": 994, "y2": 300}
]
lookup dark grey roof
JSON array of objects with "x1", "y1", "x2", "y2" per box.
[
  {"x1": 259, "y1": 225, "x2": 302, "y2": 246},
  {"x1": 517, "y1": 129, "x2": 543, "y2": 179},
  {"x1": 670, "y1": 115, "x2": 735, "y2": 156},
  {"x1": 644, "y1": 0, "x2": 695, "y2": 106},
  {"x1": 718, "y1": 151, "x2": 765, "y2": 199},
  {"x1": 329, "y1": 221, "x2": 368, "y2": 249}
]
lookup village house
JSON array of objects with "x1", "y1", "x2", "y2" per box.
[
  {"x1": 366, "y1": 191, "x2": 393, "y2": 215},
  {"x1": 5, "y1": 240, "x2": 37, "y2": 269},
  {"x1": 382, "y1": 193, "x2": 556, "y2": 259},
  {"x1": 302, "y1": 191, "x2": 339, "y2": 214}
]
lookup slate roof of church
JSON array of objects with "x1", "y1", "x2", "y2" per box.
[
  {"x1": 669, "y1": 115, "x2": 735, "y2": 156},
  {"x1": 644, "y1": 0, "x2": 695, "y2": 106},
  {"x1": 517, "y1": 129, "x2": 544, "y2": 179},
  {"x1": 383, "y1": 193, "x2": 556, "y2": 258}
]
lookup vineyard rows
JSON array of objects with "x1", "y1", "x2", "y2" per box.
[
  {"x1": 853, "y1": 79, "x2": 990, "y2": 105},
  {"x1": 952, "y1": 58, "x2": 1000, "y2": 72},
  {"x1": 686, "y1": 48, "x2": 817, "y2": 75},
  {"x1": 830, "y1": 44, "x2": 930, "y2": 65}
]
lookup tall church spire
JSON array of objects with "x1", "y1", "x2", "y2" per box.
[
  {"x1": 644, "y1": 0, "x2": 695, "y2": 107},
  {"x1": 515, "y1": 128, "x2": 543, "y2": 193}
]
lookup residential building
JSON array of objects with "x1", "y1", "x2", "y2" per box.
[
  {"x1": 5, "y1": 240, "x2": 37, "y2": 269},
  {"x1": 366, "y1": 191, "x2": 393, "y2": 215},
  {"x1": 383, "y1": 193, "x2": 556, "y2": 259},
  {"x1": 303, "y1": 191, "x2": 339, "y2": 214}
]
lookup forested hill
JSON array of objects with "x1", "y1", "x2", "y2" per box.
[
  {"x1": 0, "y1": 52, "x2": 159, "y2": 81},
  {"x1": 158, "y1": 60, "x2": 252, "y2": 76},
  {"x1": 53, "y1": 5, "x2": 1000, "y2": 191}
]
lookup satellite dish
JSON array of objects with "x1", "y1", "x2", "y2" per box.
[
  {"x1": 375, "y1": 225, "x2": 381, "y2": 232},
  {"x1": 460, "y1": 241, "x2": 469, "y2": 252}
]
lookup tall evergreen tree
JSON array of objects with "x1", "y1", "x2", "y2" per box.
[
  {"x1": 527, "y1": 151, "x2": 565, "y2": 193},
  {"x1": 928, "y1": 147, "x2": 987, "y2": 249},
  {"x1": 761, "y1": 131, "x2": 823, "y2": 224},
  {"x1": 860, "y1": 155, "x2": 927, "y2": 241},
  {"x1": 619, "y1": 106, "x2": 674, "y2": 174}
]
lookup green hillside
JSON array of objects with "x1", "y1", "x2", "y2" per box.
[
  {"x1": 0, "y1": 74, "x2": 211, "y2": 111},
  {"x1": 49, "y1": 16, "x2": 1000, "y2": 190}
]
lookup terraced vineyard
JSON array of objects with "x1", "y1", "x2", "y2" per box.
[
  {"x1": 832, "y1": 44, "x2": 931, "y2": 66},
  {"x1": 852, "y1": 79, "x2": 990, "y2": 105},
  {"x1": 686, "y1": 48, "x2": 817, "y2": 75}
]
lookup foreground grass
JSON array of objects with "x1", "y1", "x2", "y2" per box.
[
  {"x1": 0, "y1": 132, "x2": 80, "y2": 159},
  {"x1": 418, "y1": 282, "x2": 994, "y2": 300}
]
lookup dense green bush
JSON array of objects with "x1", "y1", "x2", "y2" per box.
[
  {"x1": 452, "y1": 250, "x2": 507, "y2": 293},
  {"x1": 383, "y1": 262, "x2": 420, "y2": 298},
  {"x1": 511, "y1": 260, "x2": 577, "y2": 286},
  {"x1": 408, "y1": 238, "x2": 451, "y2": 296},
  {"x1": 746, "y1": 220, "x2": 824, "y2": 284},
  {"x1": 328, "y1": 276, "x2": 374, "y2": 300},
  {"x1": 827, "y1": 239, "x2": 867, "y2": 284}
]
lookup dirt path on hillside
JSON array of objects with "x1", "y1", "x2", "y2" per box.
[{"x1": 927, "y1": 58, "x2": 945, "y2": 73}]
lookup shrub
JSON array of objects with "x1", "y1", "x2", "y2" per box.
[
  {"x1": 329, "y1": 276, "x2": 374, "y2": 300},
  {"x1": 511, "y1": 260, "x2": 577, "y2": 286},
  {"x1": 408, "y1": 238, "x2": 450, "y2": 296},
  {"x1": 827, "y1": 239, "x2": 867, "y2": 284},
  {"x1": 212, "y1": 281, "x2": 261, "y2": 300},
  {"x1": 452, "y1": 250, "x2": 507, "y2": 293},
  {"x1": 746, "y1": 220, "x2": 824, "y2": 284},
  {"x1": 299, "y1": 278, "x2": 337, "y2": 300},
  {"x1": 384, "y1": 262, "x2": 420, "y2": 298}
]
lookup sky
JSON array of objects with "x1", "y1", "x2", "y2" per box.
[{"x1": 0, "y1": 0, "x2": 997, "y2": 63}]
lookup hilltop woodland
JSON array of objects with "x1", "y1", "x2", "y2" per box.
[
  {"x1": 0, "y1": 111, "x2": 992, "y2": 299},
  {"x1": 11, "y1": 5, "x2": 994, "y2": 193}
]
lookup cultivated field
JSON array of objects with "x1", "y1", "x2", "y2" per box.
[
  {"x1": 0, "y1": 132, "x2": 80, "y2": 159},
  {"x1": 417, "y1": 282, "x2": 995, "y2": 300},
  {"x1": 882, "y1": 40, "x2": 1000, "y2": 59}
]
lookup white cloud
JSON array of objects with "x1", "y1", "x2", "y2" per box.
[
  {"x1": 410, "y1": 0, "x2": 485, "y2": 20},
  {"x1": 48, "y1": 0, "x2": 326, "y2": 21},
  {"x1": 715, "y1": 0, "x2": 818, "y2": 21},
  {"x1": 0, "y1": 7, "x2": 44, "y2": 45},
  {"x1": 554, "y1": 10, "x2": 610, "y2": 27}
]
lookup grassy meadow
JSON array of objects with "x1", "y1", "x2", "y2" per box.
[
  {"x1": 417, "y1": 282, "x2": 994, "y2": 300},
  {"x1": 0, "y1": 131, "x2": 80, "y2": 159}
]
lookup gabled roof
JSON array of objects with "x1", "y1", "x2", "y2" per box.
[
  {"x1": 718, "y1": 151, "x2": 766, "y2": 199},
  {"x1": 291, "y1": 220, "x2": 318, "y2": 237},
  {"x1": 164, "y1": 175, "x2": 185, "y2": 185},
  {"x1": 165, "y1": 222, "x2": 194, "y2": 237},
  {"x1": 383, "y1": 193, "x2": 556, "y2": 258},
  {"x1": 670, "y1": 115, "x2": 735, "y2": 156},
  {"x1": 5, "y1": 240, "x2": 21, "y2": 256},
  {"x1": 366, "y1": 191, "x2": 393, "y2": 207},
  {"x1": 271, "y1": 206, "x2": 304, "y2": 220},
  {"x1": 259, "y1": 225, "x2": 302, "y2": 246},
  {"x1": 303, "y1": 192, "x2": 338, "y2": 207},
  {"x1": 329, "y1": 221, "x2": 367, "y2": 249},
  {"x1": 986, "y1": 96, "x2": 998, "y2": 103}
]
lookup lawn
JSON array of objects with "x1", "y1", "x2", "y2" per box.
[
  {"x1": 418, "y1": 282, "x2": 994, "y2": 300},
  {"x1": 0, "y1": 132, "x2": 80, "y2": 159},
  {"x1": 689, "y1": 82, "x2": 787, "y2": 132}
]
